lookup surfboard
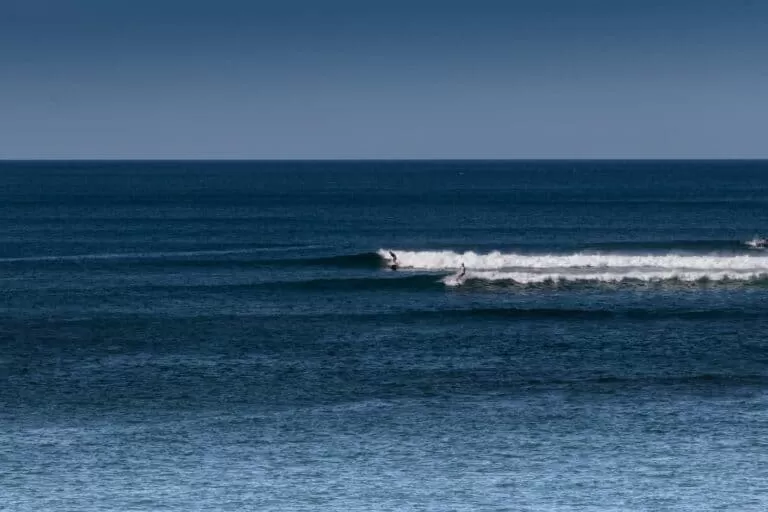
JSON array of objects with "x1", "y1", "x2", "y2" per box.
[{"x1": 443, "y1": 271, "x2": 467, "y2": 286}]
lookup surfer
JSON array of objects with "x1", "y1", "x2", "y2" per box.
[
  {"x1": 388, "y1": 251, "x2": 398, "y2": 270},
  {"x1": 458, "y1": 263, "x2": 466, "y2": 279}
]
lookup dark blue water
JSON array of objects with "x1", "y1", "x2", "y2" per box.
[{"x1": 3, "y1": 161, "x2": 768, "y2": 511}]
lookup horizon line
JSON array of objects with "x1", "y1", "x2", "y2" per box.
[{"x1": 2, "y1": 157, "x2": 768, "y2": 163}]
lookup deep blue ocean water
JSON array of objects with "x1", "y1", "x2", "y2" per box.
[{"x1": 2, "y1": 160, "x2": 768, "y2": 511}]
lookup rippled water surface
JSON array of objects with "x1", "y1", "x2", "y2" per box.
[{"x1": 2, "y1": 160, "x2": 768, "y2": 511}]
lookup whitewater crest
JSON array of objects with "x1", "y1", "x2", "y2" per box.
[{"x1": 379, "y1": 249, "x2": 768, "y2": 286}]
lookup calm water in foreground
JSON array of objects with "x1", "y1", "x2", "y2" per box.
[{"x1": 2, "y1": 160, "x2": 768, "y2": 511}]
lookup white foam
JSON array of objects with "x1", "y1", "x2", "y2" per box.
[
  {"x1": 442, "y1": 273, "x2": 468, "y2": 287},
  {"x1": 380, "y1": 249, "x2": 768, "y2": 271},
  {"x1": 745, "y1": 237, "x2": 768, "y2": 249},
  {"x1": 443, "y1": 270, "x2": 767, "y2": 285},
  {"x1": 381, "y1": 249, "x2": 768, "y2": 286}
]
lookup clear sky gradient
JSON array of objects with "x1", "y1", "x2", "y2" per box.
[{"x1": 2, "y1": 0, "x2": 767, "y2": 159}]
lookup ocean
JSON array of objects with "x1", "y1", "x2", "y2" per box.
[{"x1": 2, "y1": 160, "x2": 768, "y2": 511}]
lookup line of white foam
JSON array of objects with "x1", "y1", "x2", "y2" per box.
[
  {"x1": 381, "y1": 249, "x2": 768, "y2": 271},
  {"x1": 442, "y1": 269, "x2": 768, "y2": 285}
]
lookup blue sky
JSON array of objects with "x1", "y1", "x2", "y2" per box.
[{"x1": 1, "y1": 0, "x2": 767, "y2": 158}]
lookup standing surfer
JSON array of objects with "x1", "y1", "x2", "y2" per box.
[{"x1": 389, "y1": 251, "x2": 398, "y2": 270}]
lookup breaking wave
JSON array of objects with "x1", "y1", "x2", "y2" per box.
[
  {"x1": 380, "y1": 249, "x2": 768, "y2": 286},
  {"x1": 448, "y1": 269, "x2": 768, "y2": 286}
]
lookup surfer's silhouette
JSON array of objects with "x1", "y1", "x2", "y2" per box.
[
  {"x1": 389, "y1": 251, "x2": 398, "y2": 270},
  {"x1": 458, "y1": 263, "x2": 466, "y2": 279}
]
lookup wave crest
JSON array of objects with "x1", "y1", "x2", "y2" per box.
[
  {"x1": 445, "y1": 270, "x2": 768, "y2": 286},
  {"x1": 380, "y1": 249, "x2": 768, "y2": 286},
  {"x1": 380, "y1": 249, "x2": 768, "y2": 271}
]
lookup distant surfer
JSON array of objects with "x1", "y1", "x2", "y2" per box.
[
  {"x1": 458, "y1": 263, "x2": 466, "y2": 279},
  {"x1": 388, "y1": 251, "x2": 398, "y2": 270}
]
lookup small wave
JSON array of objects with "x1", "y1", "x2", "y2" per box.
[
  {"x1": 0, "y1": 247, "x2": 318, "y2": 264},
  {"x1": 443, "y1": 270, "x2": 768, "y2": 286},
  {"x1": 262, "y1": 274, "x2": 441, "y2": 292},
  {"x1": 399, "y1": 306, "x2": 762, "y2": 321},
  {"x1": 119, "y1": 274, "x2": 442, "y2": 293},
  {"x1": 0, "y1": 250, "x2": 389, "y2": 274},
  {"x1": 10, "y1": 305, "x2": 760, "y2": 324}
]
